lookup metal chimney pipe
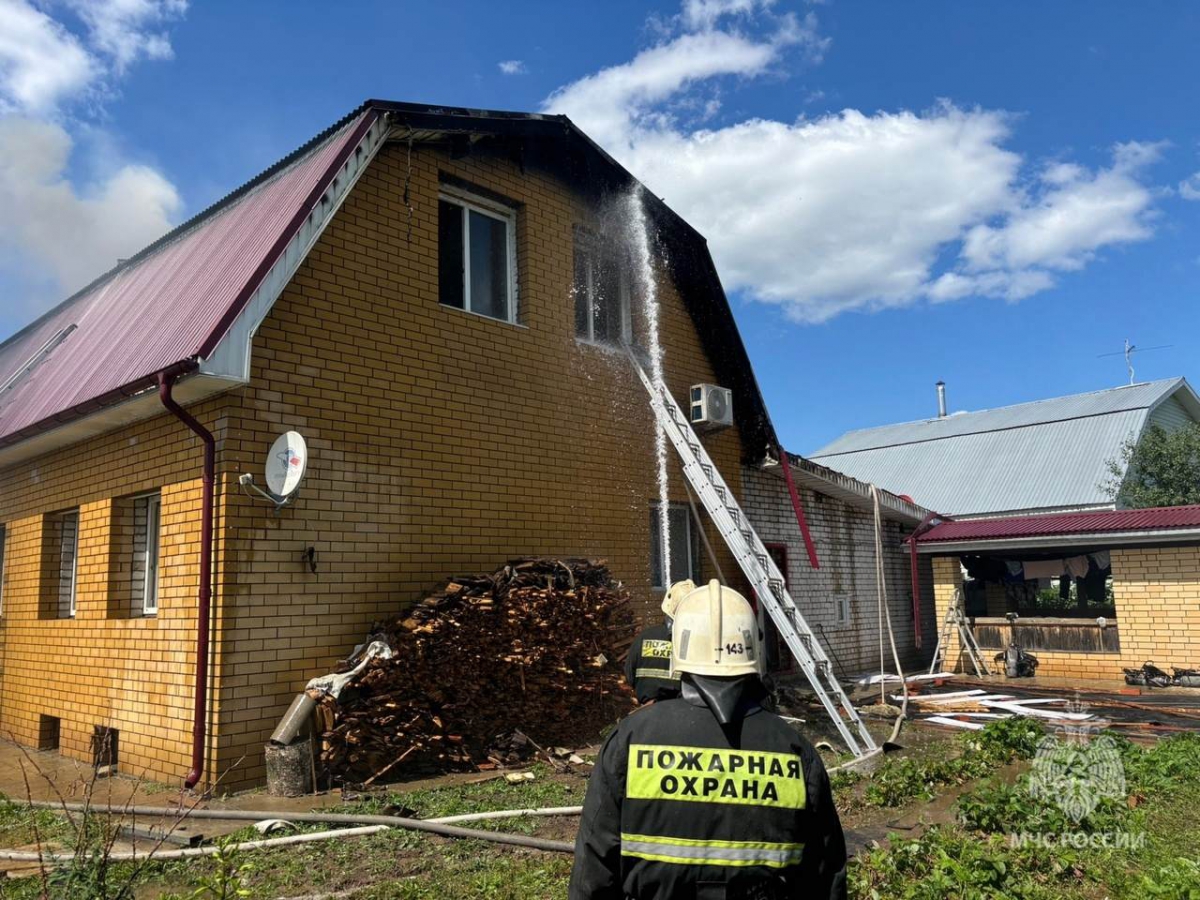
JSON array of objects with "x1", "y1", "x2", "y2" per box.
[{"x1": 936, "y1": 381, "x2": 947, "y2": 418}]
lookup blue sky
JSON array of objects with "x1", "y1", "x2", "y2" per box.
[{"x1": 1, "y1": 0, "x2": 1198, "y2": 452}]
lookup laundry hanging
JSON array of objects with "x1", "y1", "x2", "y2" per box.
[
  {"x1": 1023, "y1": 559, "x2": 1066, "y2": 579},
  {"x1": 1065, "y1": 555, "x2": 1090, "y2": 578}
]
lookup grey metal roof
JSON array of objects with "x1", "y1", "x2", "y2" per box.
[{"x1": 809, "y1": 378, "x2": 1200, "y2": 517}]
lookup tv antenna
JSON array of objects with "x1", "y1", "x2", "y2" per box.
[
  {"x1": 1097, "y1": 339, "x2": 1172, "y2": 385},
  {"x1": 238, "y1": 431, "x2": 308, "y2": 511}
]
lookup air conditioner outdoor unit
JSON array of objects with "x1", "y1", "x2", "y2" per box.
[{"x1": 690, "y1": 384, "x2": 733, "y2": 429}]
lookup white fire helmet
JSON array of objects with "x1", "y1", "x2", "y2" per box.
[
  {"x1": 660, "y1": 579, "x2": 697, "y2": 621},
  {"x1": 671, "y1": 579, "x2": 762, "y2": 678}
]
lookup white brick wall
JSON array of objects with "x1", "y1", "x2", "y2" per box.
[{"x1": 741, "y1": 467, "x2": 936, "y2": 676}]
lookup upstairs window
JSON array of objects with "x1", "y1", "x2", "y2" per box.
[
  {"x1": 44, "y1": 509, "x2": 79, "y2": 618},
  {"x1": 131, "y1": 493, "x2": 162, "y2": 615},
  {"x1": 438, "y1": 186, "x2": 517, "y2": 323},
  {"x1": 574, "y1": 228, "x2": 630, "y2": 346},
  {"x1": 649, "y1": 502, "x2": 700, "y2": 591}
]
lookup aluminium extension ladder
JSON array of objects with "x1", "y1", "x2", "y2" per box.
[
  {"x1": 928, "y1": 588, "x2": 991, "y2": 677},
  {"x1": 631, "y1": 358, "x2": 877, "y2": 757}
]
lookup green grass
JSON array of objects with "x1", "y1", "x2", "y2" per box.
[
  {"x1": 342, "y1": 764, "x2": 582, "y2": 834},
  {"x1": 849, "y1": 733, "x2": 1200, "y2": 899},
  {"x1": 0, "y1": 767, "x2": 582, "y2": 899},
  {"x1": 856, "y1": 717, "x2": 1045, "y2": 809}
]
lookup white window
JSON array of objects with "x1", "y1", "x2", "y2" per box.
[
  {"x1": 49, "y1": 510, "x2": 79, "y2": 618},
  {"x1": 438, "y1": 186, "x2": 517, "y2": 323},
  {"x1": 650, "y1": 503, "x2": 699, "y2": 590},
  {"x1": 834, "y1": 594, "x2": 850, "y2": 626},
  {"x1": 574, "y1": 228, "x2": 631, "y2": 346},
  {"x1": 0, "y1": 524, "x2": 7, "y2": 616},
  {"x1": 132, "y1": 493, "x2": 162, "y2": 615}
]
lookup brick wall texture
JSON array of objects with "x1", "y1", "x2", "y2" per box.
[
  {"x1": 931, "y1": 547, "x2": 1200, "y2": 680},
  {"x1": 0, "y1": 141, "x2": 747, "y2": 789},
  {"x1": 741, "y1": 468, "x2": 936, "y2": 675}
]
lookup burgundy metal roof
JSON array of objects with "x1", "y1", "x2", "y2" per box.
[
  {"x1": 0, "y1": 107, "x2": 375, "y2": 447},
  {"x1": 0, "y1": 98, "x2": 783, "y2": 464},
  {"x1": 919, "y1": 505, "x2": 1200, "y2": 543}
]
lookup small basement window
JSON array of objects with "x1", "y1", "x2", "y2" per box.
[
  {"x1": 438, "y1": 186, "x2": 517, "y2": 323},
  {"x1": 649, "y1": 502, "x2": 700, "y2": 590},
  {"x1": 38, "y1": 715, "x2": 60, "y2": 751},
  {"x1": 92, "y1": 725, "x2": 118, "y2": 771},
  {"x1": 43, "y1": 509, "x2": 79, "y2": 619},
  {"x1": 574, "y1": 227, "x2": 631, "y2": 346}
]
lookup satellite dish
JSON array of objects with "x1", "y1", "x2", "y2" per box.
[{"x1": 265, "y1": 431, "x2": 308, "y2": 498}]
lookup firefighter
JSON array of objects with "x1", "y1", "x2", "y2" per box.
[
  {"x1": 624, "y1": 579, "x2": 695, "y2": 704},
  {"x1": 571, "y1": 580, "x2": 846, "y2": 900}
]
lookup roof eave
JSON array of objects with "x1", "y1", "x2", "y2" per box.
[
  {"x1": 917, "y1": 527, "x2": 1200, "y2": 555},
  {"x1": 762, "y1": 454, "x2": 929, "y2": 524}
]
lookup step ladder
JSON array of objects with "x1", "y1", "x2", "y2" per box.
[
  {"x1": 631, "y1": 358, "x2": 877, "y2": 757},
  {"x1": 929, "y1": 589, "x2": 991, "y2": 677}
]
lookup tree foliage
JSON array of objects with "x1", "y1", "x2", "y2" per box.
[{"x1": 1103, "y1": 423, "x2": 1200, "y2": 508}]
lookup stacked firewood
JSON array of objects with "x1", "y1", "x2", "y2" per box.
[{"x1": 315, "y1": 558, "x2": 637, "y2": 784}]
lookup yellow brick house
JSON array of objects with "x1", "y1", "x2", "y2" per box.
[{"x1": 0, "y1": 100, "x2": 783, "y2": 790}]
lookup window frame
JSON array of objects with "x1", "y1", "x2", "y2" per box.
[
  {"x1": 438, "y1": 185, "x2": 518, "y2": 323},
  {"x1": 0, "y1": 524, "x2": 7, "y2": 616},
  {"x1": 138, "y1": 492, "x2": 162, "y2": 616},
  {"x1": 58, "y1": 509, "x2": 79, "y2": 618},
  {"x1": 834, "y1": 594, "x2": 850, "y2": 627},
  {"x1": 573, "y1": 228, "x2": 632, "y2": 346},
  {"x1": 649, "y1": 501, "x2": 699, "y2": 591}
]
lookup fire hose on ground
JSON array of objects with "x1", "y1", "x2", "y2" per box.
[{"x1": 0, "y1": 801, "x2": 580, "y2": 861}]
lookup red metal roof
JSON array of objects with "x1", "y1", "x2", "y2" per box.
[
  {"x1": 919, "y1": 505, "x2": 1200, "y2": 543},
  {"x1": 0, "y1": 107, "x2": 375, "y2": 448}
]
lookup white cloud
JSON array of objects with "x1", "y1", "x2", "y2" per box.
[
  {"x1": 959, "y1": 143, "x2": 1162, "y2": 276},
  {"x1": 0, "y1": 0, "x2": 186, "y2": 113},
  {"x1": 64, "y1": 0, "x2": 188, "y2": 75},
  {"x1": 0, "y1": 0, "x2": 95, "y2": 114},
  {"x1": 0, "y1": 117, "x2": 181, "y2": 306},
  {"x1": 681, "y1": 0, "x2": 775, "y2": 30},
  {"x1": 1181, "y1": 171, "x2": 1200, "y2": 201},
  {"x1": 0, "y1": 2, "x2": 186, "y2": 318},
  {"x1": 545, "y1": 3, "x2": 1164, "y2": 322},
  {"x1": 498, "y1": 59, "x2": 526, "y2": 75}
]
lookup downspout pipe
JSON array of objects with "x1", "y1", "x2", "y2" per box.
[
  {"x1": 906, "y1": 511, "x2": 950, "y2": 650},
  {"x1": 158, "y1": 369, "x2": 214, "y2": 791}
]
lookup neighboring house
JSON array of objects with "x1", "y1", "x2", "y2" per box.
[
  {"x1": 917, "y1": 506, "x2": 1200, "y2": 681},
  {"x1": 742, "y1": 456, "x2": 936, "y2": 676},
  {"x1": 0, "y1": 100, "x2": 778, "y2": 789},
  {"x1": 810, "y1": 378, "x2": 1200, "y2": 519}
]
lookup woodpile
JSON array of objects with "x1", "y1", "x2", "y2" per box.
[{"x1": 315, "y1": 558, "x2": 638, "y2": 784}]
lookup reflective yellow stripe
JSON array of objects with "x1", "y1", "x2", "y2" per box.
[
  {"x1": 626, "y1": 744, "x2": 807, "y2": 809},
  {"x1": 642, "y1": 639, "x2": 673, "y2": 660},
  {"x1": 634, "y1": 668, "x2": 680, "y2": 681},
  {"x1": 619, "y1": 832, "x2": 805, "y2": 868}
]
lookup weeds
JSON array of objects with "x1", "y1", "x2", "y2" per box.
[
  {"x1": 851, "y1": 727, "x2": 1200, "y2": 898},
  {"x1": 861, "y1": 718, "x2": 1043, "y2": 808},
  {"x1": 1138, "y1": 857, "x2": 1200, "y2": 899}
]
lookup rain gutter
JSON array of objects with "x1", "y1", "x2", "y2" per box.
[{"x1": 157, "y1": 364, "x2": 213, "y2": 790}]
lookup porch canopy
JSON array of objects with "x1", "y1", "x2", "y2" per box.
[{"x1": 914, "y1": 505, "x2": 1200, "y2": 669}]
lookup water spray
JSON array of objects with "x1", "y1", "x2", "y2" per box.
[{"x1": 626, "y1": 187, "x2": 672, "y2": 587}]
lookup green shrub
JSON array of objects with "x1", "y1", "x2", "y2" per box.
[
  {"x1": 849, "y1": 825, "x2": 1076, "y2": 900},
  {"x1": 1139, "y1": 857, "x2": 1200, "y2": 899},
  {"x1": 971, "y1": 717, "x2": 1044, "y2": 762}
]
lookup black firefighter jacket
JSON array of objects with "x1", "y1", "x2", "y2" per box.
[
  {"x1": 624, "y1": 623, "x2": 682, "y2": 704},
  {"x1": 569, "y1": 688, "x2": 847, "y2": 900}
]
